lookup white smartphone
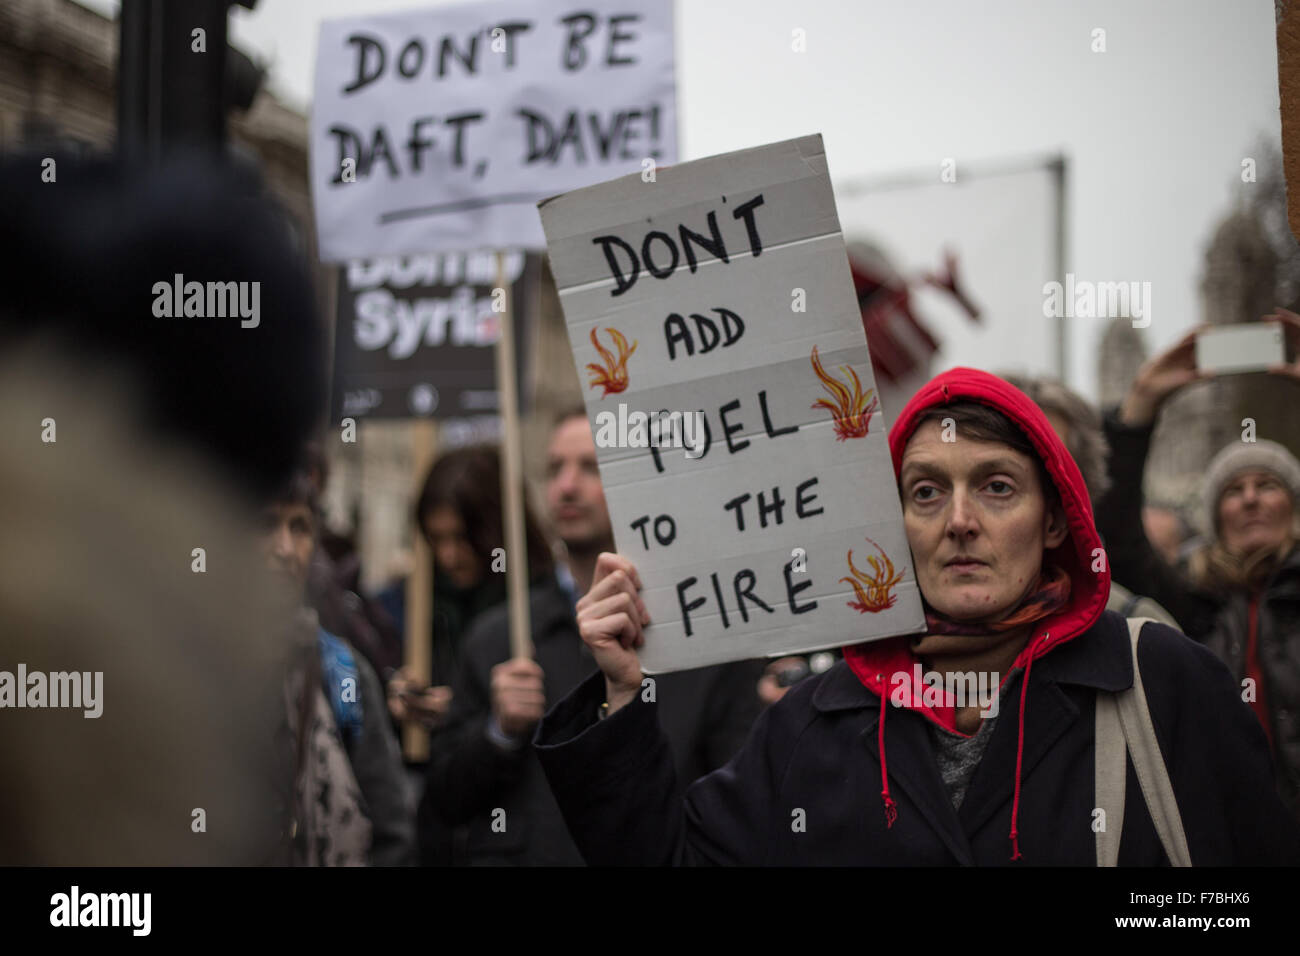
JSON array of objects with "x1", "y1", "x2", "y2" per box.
[{"x1": 1195, "y1": 323, "x2": 1285, "y2": 374}]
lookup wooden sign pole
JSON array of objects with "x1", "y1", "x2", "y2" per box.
[
  {"x1": 1280, "y1": 1, "x2": 1300, "y2": 243},
  {"x1": 402, "y1": 419, "x2": 438, "y2": 762},
  {"x1": 495, "y1": 252, "x2": 534, "y2": 660}
]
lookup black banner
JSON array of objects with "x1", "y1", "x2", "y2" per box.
[{"x1": 329, "y1": 250, "x2": 539, "y2": 421}]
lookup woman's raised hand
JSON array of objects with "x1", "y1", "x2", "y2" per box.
[
  {"x1": 1120, "y1": 325, "x2": 1211, "y2": 426},
  {"x1": 576, "y1": 552, "x2": 651, "y2": 716}
]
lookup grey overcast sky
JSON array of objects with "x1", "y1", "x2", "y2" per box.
[{"x1": 83, "y1": 0, "x2": 1285, "y2": 396}]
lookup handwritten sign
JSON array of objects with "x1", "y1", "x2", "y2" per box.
[
  {"x1": 310, "y1": 0, "x2": 677, "y2": 262},
  {"x1": 540, "y1": 135, "x2": 925, "y2": 673}
]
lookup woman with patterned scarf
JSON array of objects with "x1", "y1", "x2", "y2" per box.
[{"x1": 530, "y1": 367, "x2": 1300, "y2": 865}]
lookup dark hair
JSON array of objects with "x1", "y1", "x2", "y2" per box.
[
  {"x1": 911, "y1": 401, "x2": 1060, "y2": 512},
  {"x1": 300, "y1": 438, "x2": 329, "y2": 497},
  {"x1": 414, "y1": 445, "x2": 554, "y2": 579},
  {"x1": 268, "y1": 470, "x2": 320, "y2": 517}
]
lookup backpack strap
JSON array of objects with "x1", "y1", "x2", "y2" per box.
[
  {"x1": 1094, "y1": 673, "x2": 1126, "y2": 866},
  {"x1": 1095, "y1": 617, "x2": 1193, "y2": 866},
  {"x1": 1118, "y1": 589, "x2": 1142, "y2": 619}
]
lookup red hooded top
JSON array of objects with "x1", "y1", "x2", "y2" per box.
[{"x1": 840, "y1": 367, "x2": 1110, "y2": 857}]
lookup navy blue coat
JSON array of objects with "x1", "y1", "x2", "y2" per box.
[
  {"x1": 423, "y1": 578, "x2": 764, "y2": 864},
  {"x1": 535, "y1": 611, "x2": 1300, "y2": 865}
]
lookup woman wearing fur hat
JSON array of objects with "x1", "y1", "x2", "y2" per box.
[{"x1": 1099, "y1": 313, "x2": 1300, "y2": 819}]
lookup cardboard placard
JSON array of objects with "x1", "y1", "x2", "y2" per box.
[
  {"x1": 310, "y1": 0, "x2": 677, "y2": 262},
  {"x1": 540, "y1": 134, "x2": 925, "y2": 673}
]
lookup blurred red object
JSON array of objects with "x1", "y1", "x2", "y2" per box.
[{"x1": 847, "y1": 241, "x2": 978, "y2": 387}]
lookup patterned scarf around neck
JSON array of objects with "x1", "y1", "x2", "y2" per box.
[{"x1": 922, "y1": 564, "x2": 1072, "y2": 637}]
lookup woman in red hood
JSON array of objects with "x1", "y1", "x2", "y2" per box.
[{"x1": 534, "y1": 368, "x2": 1300, "y2": 865}]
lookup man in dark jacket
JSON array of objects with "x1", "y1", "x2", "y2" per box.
[
  {"x1": 534, "y1": 369, "x2": 1300, "y2": 865},
  {"x1": 421, "y1": 410, "x2": 764, "y2": 864}
]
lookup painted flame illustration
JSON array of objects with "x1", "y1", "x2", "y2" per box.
[
  {"x1": 842, "y1": 536, "x2": 905, "y2": 613},
  {"x1": 810, "y1": 345, "x2": 879, "y2": 440},
  {"x1": 586, "y1": 326, "x2": 638, "y2": 397}
]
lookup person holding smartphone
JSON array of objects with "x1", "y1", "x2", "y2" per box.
[{"x1": 1097, "y1": 310, "x2": 1300, "y2": 819}]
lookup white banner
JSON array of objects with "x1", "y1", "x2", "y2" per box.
[
  {"x1": 310, "y1": 0, "x2": 677, "y2": 262},
  {"x1": 540, "y1": 135, "x2": 925, "y2": 673}
]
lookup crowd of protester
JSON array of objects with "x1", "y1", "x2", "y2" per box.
[
  {"x1": 5, "y1": 151, "x2": 1300, "y2": 866},
  {"x1": 300, "y1": 332, "x2": 1300, "y2": 866}
]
